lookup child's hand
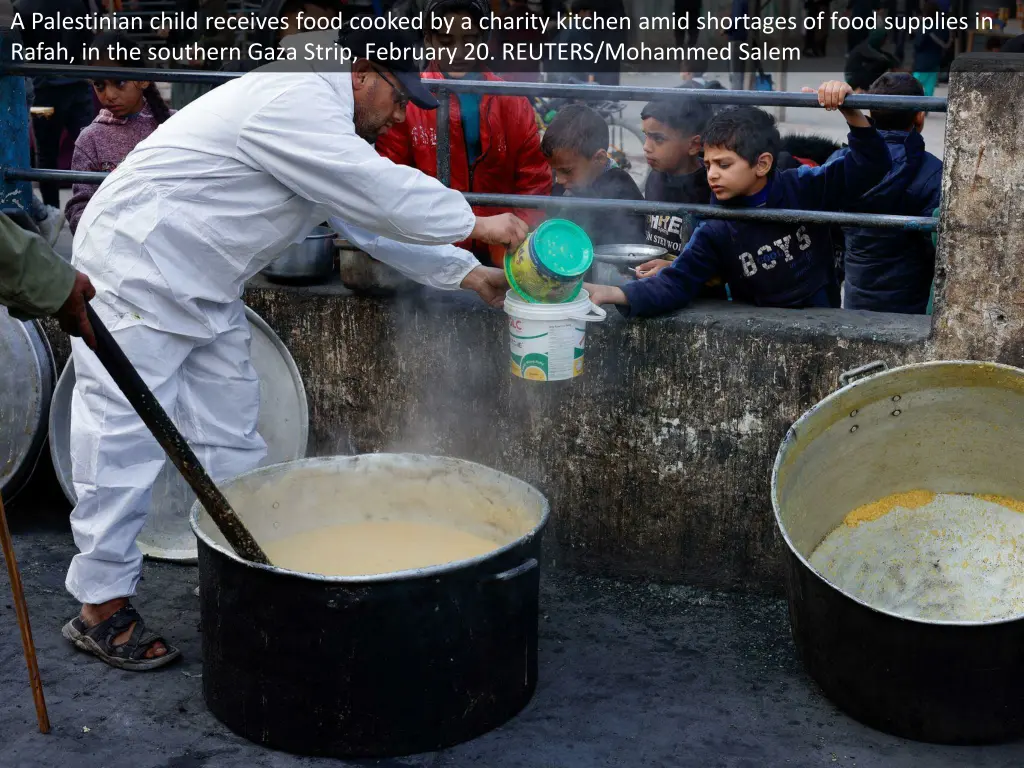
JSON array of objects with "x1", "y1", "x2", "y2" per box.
[
  {"x1": 803, "y1": 81, "x2": 870, "y2": 127},
  {"x1": 585, "y1": 283, "x2": 629, "y2": 306},
  {"x1": 635, "y1": 258, "x2": 672, "y2": 279},
  {"x1": 803, "y1": 80, "x2": 852, "y2": 110}
]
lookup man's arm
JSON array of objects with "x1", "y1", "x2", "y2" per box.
[
  {"x1": 790, "y1": 80, "x2": 893, "y2": 210},
  {"x1": 587, "y1": 223, "x2": 722, "y2": 318},
  {"x1": 328, "y1": 216, "x2": 510, "y2": 308},
  {"x1": 0, "y1": 213, "x2": 96, "y2": 345}
]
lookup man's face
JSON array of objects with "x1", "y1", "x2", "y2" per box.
[
  {"x1": 703, "y1": 145, "x2": 771, "y2": 200},
  {"x1": 351, "y1": 64, "x2": 408, "y2": 141},
  {"x1": 547, "y1": 147, "x2": 606, "y2": 192},
  {"x1": 424, "y1": 13, "x2": 486, "y2": 75},
  {"x1": 642, "y1": 117, "x2": 700, "y2": 175}
]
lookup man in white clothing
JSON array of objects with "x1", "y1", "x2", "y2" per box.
[{"x1": 63, "y1": 28, "x2": 528, "y2": 670}]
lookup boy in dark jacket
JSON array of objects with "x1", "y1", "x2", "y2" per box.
[
  {"x1": 542, "y1": 104, "x2": 646, "y2": 246},
  {"x1": 639, "y1": 97, "x2": 713, "y2": 258},
  {"x1": 828, "y1": 73, "x2": 941, "y2": 314},
  {"x1": 586, "y1": 81, "x2": 892, "y2": 316}
]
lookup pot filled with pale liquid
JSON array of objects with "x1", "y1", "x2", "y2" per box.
[
  {"x1": 190, "y1": 453, "x2": 549, "y2": 758},
  {"x1": 773, "y1": 360, "x2": 1024, "y2": 745}
]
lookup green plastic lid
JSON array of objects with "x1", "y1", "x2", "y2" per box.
[{"x1": 531, "y1": 219, "x2": 594, "y2": 278}]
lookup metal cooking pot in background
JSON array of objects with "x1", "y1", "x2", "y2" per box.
[
  {"x1": 261, "y1": 226, "x2": 336, "y2": 285},
  {"x1": 591, "y1": 244, "x2": 667, "y2": 287},
  {"x1": 191, "y1": 454, "x2": 549, "y2": 758},
  {"x1": 336, "y1": 240, "x2": 416, "y2": 296},
  {"x1": 773, "y1": 360, "x2": 1024, "y2": 745}
]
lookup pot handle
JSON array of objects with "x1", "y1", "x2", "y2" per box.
[
  {"x1": 487, "y1": 557, "x2": 539, "y2": 583},
  {"x1": 568, "y1": 302, "x2": 608, "y2": 323},
  {"x1": 838, "y1": 360, "x2": 888, "y2": 389}
]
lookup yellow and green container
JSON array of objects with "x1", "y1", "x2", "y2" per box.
[{"x1": 504, "y1": 219, "x2": 594, "y2": 304}]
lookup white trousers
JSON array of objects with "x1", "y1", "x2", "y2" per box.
[{"x1": 65, "y1": 304, "x2": 267, "y2": 605}]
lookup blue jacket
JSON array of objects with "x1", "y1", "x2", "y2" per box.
[
  {"x1": 830, "y1": 129, "x2": 941, "y2": 314},
  {"x1": 621, "y1": 125, "x2": 892, "y2": 317}
]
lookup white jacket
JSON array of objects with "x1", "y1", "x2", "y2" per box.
[{"x1": 73, "y1": 50, "x2": 477, "y2": 338}]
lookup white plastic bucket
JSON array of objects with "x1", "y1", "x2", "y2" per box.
[{"x1": 504, "y1": 289, "x2": 607, "y2": 381}]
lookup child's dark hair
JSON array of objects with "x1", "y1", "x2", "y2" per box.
[
  {"x1": 425, "y1": 0, "x2": 489, "y2": 27},
  {"x1": 91, "y1": 31, "x2": 171, "y2": 124},
  {"x1": 640, "y1": 96, "x2": 712, "y2": 139},
  {"x1": 540, "y1": 104, "x2": 608, "y2": 159},
  {"x1": 702, "y1": 106, "x2": 781, "y2": 168},
  {"x1": 868, "y1": 72, "x2": 924, "y2": 131}
]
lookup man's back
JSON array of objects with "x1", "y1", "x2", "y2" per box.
[{"x1": 834, "y1": 129, "x2": 941, "y2": 314}]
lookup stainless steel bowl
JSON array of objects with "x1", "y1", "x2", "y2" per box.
[
  {"x1": 591, "y1": 244, "x2": 668, "y2": 286},
  {"x1": 262, "y1": 226, "x2": 336, "y2": 285}
]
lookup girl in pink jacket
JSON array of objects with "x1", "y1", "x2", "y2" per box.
[{"x1": 66, "y1": 32, "x2": 174, "y2": 234}]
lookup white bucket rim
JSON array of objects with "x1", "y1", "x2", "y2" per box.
[{"x1": 504, "y1": 289, "x2": 607, "y2": 323}]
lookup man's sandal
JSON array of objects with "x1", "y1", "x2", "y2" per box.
[{"x1": 62, "y1": 602, "x2": 181, "y2": 671}]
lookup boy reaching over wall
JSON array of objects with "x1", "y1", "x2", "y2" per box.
[
  {"x1": 585, "y1": 81, "x2": 892, "y2": 316},
  {"x1": 375, "y1": 0, "x2": 551, "y2": 267}
]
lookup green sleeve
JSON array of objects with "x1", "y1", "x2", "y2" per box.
[{"x1": 0, "y1": 213, "x2": 76, "y2": 320}]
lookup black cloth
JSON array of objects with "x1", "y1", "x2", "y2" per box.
[
  {"x1": 31, "y1": 82, "x2": 95, "y2": 207},
  {"x1": 643, "y1": 167, "x2": 710, "y2": 256},
  {"x1": 553, "y1": 167, "x2": 645, "y2": 246}
]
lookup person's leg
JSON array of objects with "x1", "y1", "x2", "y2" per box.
[
  {"x1": 176, "y1": 302, "x2": 268, "y2": 488},
  {"x1": 729, "y1": 41, "x2": 746, "y2": 89},
  {"x1": 31, "y1": 85, "x2": 63, "y2": 207},
  {"x1": 66, "y1": 322, "x2": 194, "y2": 658}
]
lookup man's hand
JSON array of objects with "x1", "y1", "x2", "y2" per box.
[
  {"x1": 584, "y1": 283, "x2": 628, "y2": 306},
  {"x1": 460, "y1": 266, "x2": 508, "y2": 308},
  {"x1": 470, "y1": 213, "x2": 529, "y2": 250},
  {"x1": 803, "y1": 81, "x2": 869, "y2": 128},
  {"x1": 55, "y1": 271, "x2": 97, "y2": 349},
  {"x1": 635, "y1": 258, "x2": 673, "y2": 279}
]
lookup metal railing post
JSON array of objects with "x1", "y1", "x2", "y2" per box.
[{"x1": 436, "y1": 86, "x2": 451, "y2": 188}]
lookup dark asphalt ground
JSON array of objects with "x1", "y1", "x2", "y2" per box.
[{"x1": 2, "y1": 464, "x2": 1023, "y2": 768}]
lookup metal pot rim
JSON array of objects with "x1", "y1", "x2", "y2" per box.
[
  {"x1": 189, "y1": 453, "x2": 551, "y2": 584},
  {"x1": 771, "y1": 358, "x2": 1024, "y2": 627}
]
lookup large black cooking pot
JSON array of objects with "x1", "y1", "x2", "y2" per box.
[
  {"x1": 190, "y1": 453, "x2": 548, "y2": 759},
  {"x1": 772, "y1": 360, "x2": 1024, "y2": 744}
]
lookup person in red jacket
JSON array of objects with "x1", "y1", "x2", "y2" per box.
[{"x1": 376, "y1": 0, "x2": 552, "y2": 267}]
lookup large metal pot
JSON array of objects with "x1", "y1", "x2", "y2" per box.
[
  {"x1": 190, "y1": 453, "x2": 549, "y2": 758},
  {"x1": 0, "y1": 310, "x2": 54, "y2": 501},
  {"x1": 261, "y1": 226, "x2": 336, "y2": 285},
  {"x1": 591, "y1": 244, "x2": 667, "y2": 287},
  {"x1": 772, "y1": 360, "x2": 1024, "y2": 744},
  {"x1": 336, "y1": 240, "x2": 416, "y2": 296}
]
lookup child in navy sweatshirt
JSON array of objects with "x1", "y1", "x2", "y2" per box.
[{"x1": 586, "y1": 81, "x2": 892, "y2": 317}]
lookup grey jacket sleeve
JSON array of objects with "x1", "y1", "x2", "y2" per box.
[{"x1": 0, "y1": 213, "x2": 76, "y2": 319}]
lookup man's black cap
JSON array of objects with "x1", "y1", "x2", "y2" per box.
[{"x1": 340, "y1": 27, "x2": 438, "y2": 110}]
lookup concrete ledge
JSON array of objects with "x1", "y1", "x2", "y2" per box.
[{"x1": 241, "y1": 276, "x2": 929, "y2": 591}]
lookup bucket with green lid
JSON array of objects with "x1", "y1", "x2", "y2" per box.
[{"x1": 504, "y1": 219, "x2": 594, "y2": 304}]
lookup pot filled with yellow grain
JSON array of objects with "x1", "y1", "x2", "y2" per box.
[{"x1": 772, "y1": 360, "x2": 1024, "y2": 745}]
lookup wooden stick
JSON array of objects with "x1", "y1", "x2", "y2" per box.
[{"x1": 0, "y1": 493, "x2": 50, "y2": 734}]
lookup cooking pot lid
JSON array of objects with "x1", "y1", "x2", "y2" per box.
[
  {"x1": 49, "y1": 305, "x2": 309, "y2": 562},
  {"x1": 593, "y1": 244, "x2": 669, "y2": 265},
  {"x1": 0, "y1": 309, "x2": 54, "y2": 501}
]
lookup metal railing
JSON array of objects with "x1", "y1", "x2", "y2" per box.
[{"x1": 0, "y1": 62, "x2": 947, "y2": 232}]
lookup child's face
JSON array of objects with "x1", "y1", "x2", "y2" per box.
[
  {"x1": 704, "y1": 145, "x2": 772, "y2": 200},
  {"x1": 642, "y1": 117, "x2": 701, "y2": 175},
  {"x1": 90, "y1": 74, "x2": 148, "y2": 118},
  {"x1": 547, "y1": 147, "x2": 607, "y2": 192},
  {"x1": 425, "y1": 14, "x2": 487, "y2": 75}
]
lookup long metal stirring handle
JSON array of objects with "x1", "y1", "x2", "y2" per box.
[{"x1": 83, "y1": 305, "x2": 271, "y2": 566}]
